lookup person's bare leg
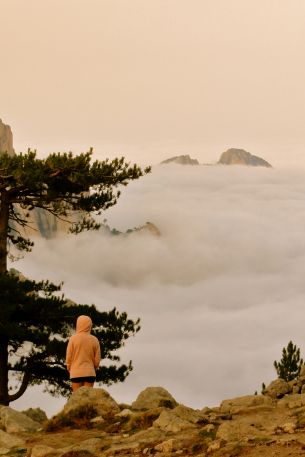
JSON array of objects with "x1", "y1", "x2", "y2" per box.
[
  {"x1": 83, "y1": 382, "x2": 94, "y2": 388},
  {"x1": 72, "y1": 382, "x2": 84, "y2": 392}
]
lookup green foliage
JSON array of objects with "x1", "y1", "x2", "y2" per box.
[
  {"x1": 0, "y1": 149, "x2": 150, "y2": 258},
  {"x1": 0, "y1": 149, "x2": 149, "y2": 404},
  {"x1": 0, "y1": 271, "x2": 140, "y2": 403},
  {"x1": 274, "y1": 340, "x2": 304, "y2": 382}
]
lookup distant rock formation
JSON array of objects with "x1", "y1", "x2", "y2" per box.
[
  {"x1": 102, "y1": 221, "x2": 161, "y2": 238},
  {"x1": 161, "y1": 155, "x2": 199, "y2": 165},
  {"x1": 0, "y1": 119, "x2": 14, "y2": 155},
  {"x1": 218, "y1": 148, "x2": 272, "y2": 167},
  {"x1": 0, "y1": 119, "x2": 72, "y2": 238}
]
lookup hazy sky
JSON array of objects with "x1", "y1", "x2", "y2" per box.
[
  {"x1": 2, "y1": 0, "x2": 305, "y2": 417},
  {"x1": 12, "y1": 164, "x2": 305, "y2": 416},
  {"x1": 1, "y1": 0, "x2": 305, "y2": 165}
]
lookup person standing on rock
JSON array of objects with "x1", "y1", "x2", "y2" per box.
[{"x1": 66, "y1": 315, "x2": 101, "y2": 392}]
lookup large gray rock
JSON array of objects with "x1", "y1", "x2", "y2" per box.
[
  {"x1": 220, "y1": 395, "x2": 273, "y2": 414},
  {"x1": 153, "y1": 407, "x2": 198, "y2": 433},
  {"x1": 264, "y1": 379, "x2": 292, "y2": 399},
  {"x1": 0, "y1": 119, "x2": 14, "y2": 155},
  {"x1": 62, "y1": 387, "x2": 120, "y2": 417},
  {"x1": 153, "y1": 410, "x2": 195, "y2": 433},
  {"x1": 132, "y1": 387, "x2": 178, "y2": 410},
  {"x1": 171, "y1": 405, "x2": 204, "y2": 424},
  {"x1": 0, "y1": 406, "x2": 41, "y2": 433},
  {"x1": 218, "y1": 148, "x2": 272, "y2": 167}
]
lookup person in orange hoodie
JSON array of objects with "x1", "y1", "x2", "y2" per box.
[{"x1": 66, "y1": 315, "x2": 101, "y2": 392}]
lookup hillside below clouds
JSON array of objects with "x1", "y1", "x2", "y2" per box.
[{"x1": 0, "y1": 120, "x2": 160, "y2": 240}]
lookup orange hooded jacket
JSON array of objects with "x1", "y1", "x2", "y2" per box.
[{"x1": 66, "y1": 315, "x2": 101, "y2": 379}]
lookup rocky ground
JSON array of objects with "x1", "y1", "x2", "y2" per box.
[{"x1": 3, "y1": 379, "x2": 305, "y2": 457}]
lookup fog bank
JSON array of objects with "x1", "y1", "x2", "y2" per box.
[{"x1": 12, "y1": 164, "x2": 305, "y2": 416}]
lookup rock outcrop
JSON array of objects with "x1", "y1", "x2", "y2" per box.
[
  {"x1": 61, "y1": 386, "x2": 120, "y2": 417},
  {"x1": 103, "y1": 221, "x2": 161, "y2": 238},
  {"x1": 6, "y1": 382, "x2": 305, "y2": 456},
  {"x1": 161, "y1": 154, "x2": 199, "y2": 165},
  {"x1": 0, "y1": 119, "x2": 14, "y2": 155},
  {"x1": 218, "y1": 148, "x2": 272, "y2": 167},
  {"x1": 0, "y1": 406, "x2": 41, "y2": 433},
  {"x1": 132, "y1": 386, "x2": 178, "y2": 410}
]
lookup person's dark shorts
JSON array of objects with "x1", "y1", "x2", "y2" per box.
[{"x1": 70, "y1": 376, "x2": 96, "y2": 383}]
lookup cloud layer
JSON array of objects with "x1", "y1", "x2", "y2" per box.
[{"x1": 12, "y1": 164, "x2": 305, "y2": 415}]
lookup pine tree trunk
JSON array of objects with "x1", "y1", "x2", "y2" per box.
[
  {"x1": 0, "y1": 191, "x2": 9, "y2": 274},
  {"x1": 0, "y1": 337, "x2": 9, "y2": 405},
  {"x1": 0, "y1": 191, "x2": 9, "y2": 404}
]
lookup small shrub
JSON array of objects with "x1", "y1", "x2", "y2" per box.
[
  {"x1": 124, "y1": 409, "x2": 161, "y2": 432},
  {"x1": 198, "y1": 428, "x2": 217, "y2": 440},
  {"x1": 191, "y1": 442, "x2": 205, "y2": 453},
  {"x1": 158, "y1": 399, "x2": 176, "y2": 408},
  {"x1": 45, "y1": 405, "x2": 98, "y2": 431}
]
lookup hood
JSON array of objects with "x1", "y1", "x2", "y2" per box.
[{"x1": 76, "y1": 315, "x2": 92, "y2": 333}]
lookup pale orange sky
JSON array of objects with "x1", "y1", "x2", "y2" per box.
[{"x1": 1, "y1": 0, "x2": 305, "y2": 164}]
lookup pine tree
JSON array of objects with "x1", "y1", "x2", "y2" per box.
[
  {"x1": 274, "y1": 341, "x2": 303, "y2": 382},
  {"x1": 0, "y1": 149, "x2": 150, "y2": 405},
  {"x1": 0, "y1": 149, "x2": 150, "y2": 273},
  {"x1": 0, "y1": 271, "x2": 140, "y2": 406}
]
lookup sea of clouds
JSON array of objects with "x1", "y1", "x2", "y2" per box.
[{"x1": 11, "y1": 163, "x2": 305, "y2": 416}]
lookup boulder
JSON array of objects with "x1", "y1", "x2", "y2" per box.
[
  {"x1": 220, "y1": 395, "x2": 273, "y2": 414},
  {"x1": 154, "y1": 438, "x2": 176, "y2": 453},
  {"x1": 132, "y1": 387, "x2": 178, "y2": 410},
  {"x1": 0, "y1": 406, "x2": 41, "y2": 433},
  {"x1": 123, "y1": 427, "x2": 166, "y2": 447},
  {"x1": 277, "y1": 393, "x2": 305, "y2": 409},
  {"x1": 216, "y1": 420, "x2": 269, "y2": 443},
  {"x1": 62, "y1": 387, "x2": 120, "y2": 418},
  {"x1": 171, "y1": 405, "x2": 204, "y2": 424},
  {"x1": 217, "y1": 148, "x2": 272, "y2": 167},
  {"x1": 62, "y1": 437, "x2": 103, "y2": 454},
  {"x1": 115, "y1": 408, "x2": 133, "y2": 418},
  {"x1": 153, "y1": 409, "x2": 196, "y2": 432},
  {"x1": 264, "y1": 379, "x2": 292, "y2": 399},
  {"x1": 0, "y1": 429, "x2": 25, "y2": 449}
]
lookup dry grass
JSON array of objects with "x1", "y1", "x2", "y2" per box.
[{"x1": 45, "y1": 405, "x2": 98, "y2": 431}]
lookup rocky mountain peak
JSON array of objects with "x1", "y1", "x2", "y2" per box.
[
  {"x1": 218, "y1": 148, "x2": 272, "y2": 167},
  {"x1": 0, "y1": 119, "x2": 15, "y2": 156},
  {"x1": 161, "y1": 154, "x2": 199, "y2": 165}
]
